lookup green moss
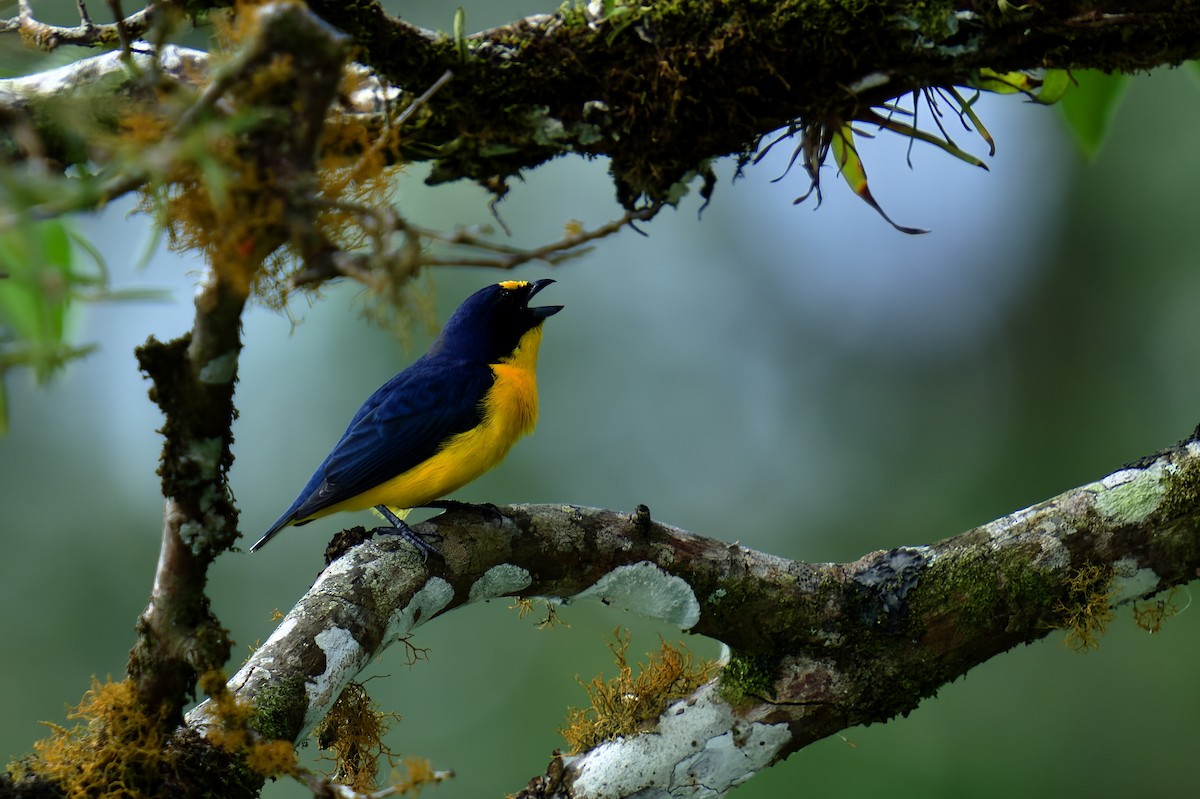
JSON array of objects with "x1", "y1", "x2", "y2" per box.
[
  {"x1": 251, "y1": 675, "x2": 308, "y2": 743},
  {"x1": 1160, "y1": 454, "x2": 1200, "y2": 522},
  {"x1": 718, "y1": 649, "x2": 778, "y2": 705},
  {"x1": 996, "y1": 546, "x2": 1060, "y2": 622},
  {"x1": 908, "y1": 543, "x2": 1058, "y2": 634},
  {"x1": 910, "y1": 549, "x2": 997, "y2": 629}
]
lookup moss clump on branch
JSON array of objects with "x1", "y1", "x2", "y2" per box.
[
  {"x1": 561, "y1": 630, "x2": 717, "y2": 753},
  {"x1": 313, "y1": 681, "x2": 402, "y2": 793},
  {"x1": 8, "y1": 678, "x2": 172, "y2": 799},
  {"x1": 717, "y1": 650, "x2": 777, "y2": 705}
]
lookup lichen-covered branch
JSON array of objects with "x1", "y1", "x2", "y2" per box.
[
  {"x1": 187, "y1": 433, "x2": 1200, "y2": 798},
  {"x1": 1, "y1": 0, "x2": 157, "y2": 49}
]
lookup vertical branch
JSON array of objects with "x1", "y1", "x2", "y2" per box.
[
  {"x1": 130, "y1": 271, "x2": 245, "y2": 726},
  {"x1": 122, "y1": 3, "x2": 353, "y2": 727}
]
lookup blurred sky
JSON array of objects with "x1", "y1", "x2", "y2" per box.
[{"x1": 2, "y1": 3, "x2": 1200, "y2": 798}]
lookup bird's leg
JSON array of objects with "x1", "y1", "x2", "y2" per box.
[
  {"x1": 422, "y1": 499, "x2": 505, "y2": 524},
  {"x1": 372, "y1": 505, "x2": 444, "y2": 561}
]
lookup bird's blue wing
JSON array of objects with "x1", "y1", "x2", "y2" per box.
[{"x1": 281, "y1": 358, "x2": 494, "y2": 524}]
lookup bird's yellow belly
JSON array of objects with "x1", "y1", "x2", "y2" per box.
[{"x1": 309, "y1": 331, "x2": 543, "y2": 519}]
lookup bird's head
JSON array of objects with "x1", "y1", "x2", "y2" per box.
[{"x1": 433, "y1": 279, "x2": 563, "y2": 362}]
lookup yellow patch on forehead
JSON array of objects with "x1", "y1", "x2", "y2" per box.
[{"x1": 498, "y1": 280, "x2": 529, "y2": 290}]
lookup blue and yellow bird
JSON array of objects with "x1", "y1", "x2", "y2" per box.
[{"x1": 249, "y1": 279, "x2": 562, "y2": 554}]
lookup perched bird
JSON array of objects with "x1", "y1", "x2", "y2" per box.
[{"x1": 249, "y1": 279, "x2": 562, "y2": 554}]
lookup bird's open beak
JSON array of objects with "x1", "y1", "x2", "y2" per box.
[{"x1": 526, "y1": 278, "x2": 563, "y2": 318}]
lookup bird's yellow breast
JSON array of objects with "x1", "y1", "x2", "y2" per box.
[{"x1": 320, "y1": 324, "x2": 546, "y2": 515}]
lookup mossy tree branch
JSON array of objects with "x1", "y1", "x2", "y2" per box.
[
  {"x1": 184, "y1": 431, "x2": 1200, "y2": 798},
  {"x1": 299, "y1": 0, "x2": 1200, "y2": 205},
  {"x1": 4, "y1": 1, "x2": 1200, "y2": 211}
]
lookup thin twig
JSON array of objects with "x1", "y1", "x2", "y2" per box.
[
  {"x1": 418, "y1": 206, "x2": 662, "y2": 269},
  {"x1": 76, "y1": 0, "x2": 94, "y2": 29},
  {"x1": 393, "y1": 69, "x2": 453, "y2": 128},
  {"x1": 2, "y1": 1, "x2": 154, "y2": 48},
  {"x1": 105, "y1": 0, "x2": 131, "y2": 58}
]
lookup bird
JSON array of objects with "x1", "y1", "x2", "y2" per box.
[{"x1": 249, "y1": 278, "x2": 563, "y2": 555}]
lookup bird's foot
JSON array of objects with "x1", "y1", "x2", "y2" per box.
[{"x1": 372, "y1": 506, "x2": 444, "y2": 561}]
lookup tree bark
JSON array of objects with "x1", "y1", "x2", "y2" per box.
[{"x1": 187, "y1": 433, "x2": 1200, "y2": 798}]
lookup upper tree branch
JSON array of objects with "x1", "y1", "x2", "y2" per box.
[
  {"x1": 301, "y1": 0, "x2": 1200, "y2": 205},
  {"x1": 186, "y1": 432, "x2": 1200, "y2": 798},
  {"x1": 5, "y1": 2, "x2": 1200, "y2": 212}
]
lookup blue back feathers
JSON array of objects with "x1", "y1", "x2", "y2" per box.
[{"x1": 250, "y1": 280, "x2": 562, "y2": 550}]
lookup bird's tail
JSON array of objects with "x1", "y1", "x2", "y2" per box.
[{"x1": 249, "y1": 513, "x2": 294, "y2": 552}]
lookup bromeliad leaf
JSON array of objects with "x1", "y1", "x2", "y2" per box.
[
  {"x1": 831, "y1": 125, "x2": 927, "y2": 235},
  {"x1": 970, "y1": 68, "x2": 1070, "y2": 104}
]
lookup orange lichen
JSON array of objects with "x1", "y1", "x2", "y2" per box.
[
  {"x1": 313, "y1": 681, "x2": 402, "y2": 792},
  {"x1": 561, "y1": 630, "x2": 718, "y2": 753},
  {"x1": 1056, "y1": 564, "x2": 1115, "y2": 652},
  {"x1": 387, "y1": 755, "x2": 453, "y2": 794},
  {"x1": 1132, "y1": 587, "x2": 1185, "y2": 634},
  {"x1": 510, "y1": 597, "x2": 571, "y2": 629},
  {"x1": 198, "y1": 670, "x2": 299, "y2": 779},
  {"x1": 9, "y1": 678, "x2": 169, "y2": 799},
  {"x1": 118, "y1": 111, "x2": 173, "y2": 146}
]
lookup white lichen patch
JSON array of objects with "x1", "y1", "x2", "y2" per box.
[
  {"x1": 384, "y1": 576, "x2": 453, "y2": 645},
  {"x1": 576, "y1": 562, "x2": 701, "y2": 629},
  {"x1": 674, "y1": 723, "x2": 792, "y2": 796},
  {"x1": 1091, "y1": 464, "x2": 1168, "y2": 525},
  {"x1": 198, "y1": 350, "x2": 238, "y2": 384},
  {"x1": 186, "y1": 436, "x2": 223, "y2": 471},
  {"x1": 571, "y1": 683, "x2": 790, "y2": 799},
  {"x1": 1031, "y1": 535, "x2": 1070, "y2": 572},
  {"x1": 1110, "y1": 558, "x2": 1161, "y2": 605},
  {"x1": 305, "y1": 626, "x2": 367, "y2": 734},
  {"x1": 468, "y1": 563, "x2": 532, "y2": 603}
]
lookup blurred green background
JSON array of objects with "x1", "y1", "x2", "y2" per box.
[{"x1": 3, "y1": 2, "x2": 1199, "y2": 797}]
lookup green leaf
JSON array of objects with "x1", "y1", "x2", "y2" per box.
[
  {"x1": 1059, "y1": 70, "x2": 1130, "y2": 159},
  {"x1": 970, "y1": 68, "x2": 1037, "y2": 95},
  {"x1": 969, "y1": 68, "x2": 1068, "y2": 104},
  {"x1": 1035, "y1": 69, "x2": 1072, "y2": 105},
  {"x1": 453, "y1": 7, "x2": 470, "y2": 62},
  {"x1": 831, "y1": 125, "x2": 928, "y2": 235}
]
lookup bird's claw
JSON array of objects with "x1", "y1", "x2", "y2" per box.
[
  {"x1": 370, "y1": 524, "x2": 444, "y2": 561},
  {"x1": 371, "y1": 505, "x2": 444, "y2": 561}
]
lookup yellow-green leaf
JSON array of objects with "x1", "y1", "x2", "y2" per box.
[
  {"x1": 1035, "y1": 69, "x2": 1072, "y2": 105},
  {"x1": 971, "y1": 68, "x2": 1037, "y2": 95},
  {"x1": 832, "y1": 125, "x2": 928, "y2": 235}
]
